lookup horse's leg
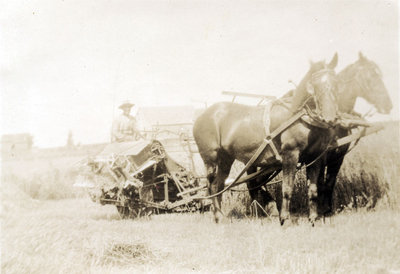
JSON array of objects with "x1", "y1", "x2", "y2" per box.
[
  {"x1": 316, "y1": 157, "x2": 327, "y2": 216},
  {"x1": 321, "y1": 147, "x2": 348, "y2": 216},
  {"x1": 247, "y1": 166, "x2": 259, "y2": 202},
  {"x1": 247, "y1": 167, "x2": 266, "y2": 216},
  {"x1": 208, "y1": 156, "x2": 233, "y2": 223},
  {"x1": 263, "y1": 189, "x2": 279, "y2": 217},
  {"x1": 247, "y1": 168, "x2": 277, "y2": 217},
  {"x1": 307, "y1": 159, "x2": 324, "y2": 225},
  {"x1": 280, "y1": 149, "x2": 299, "y2": 225}
]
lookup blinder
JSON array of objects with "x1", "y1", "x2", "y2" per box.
[{"x1": 306, "y1": 68, "x2": 339, "y2": 125}]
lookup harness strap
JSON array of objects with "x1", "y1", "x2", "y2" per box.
[
  {"x1": 302, "y1": 106, "x2": 336, "y2": 129},
  {"x1": 196, "y1": 109, "x2": 307, "y2": 200},
  {"x1": 266, "y1": 137, "x2": 282, "y2": 162},
  {"x1": 263, "y1": 101, "x2": 273, "y2": 136},
  {"x1": 273, "y1": 98, "x2": 334, "y2": 129},
  {"x1": 263, "y1": 101, "x2": 281, "y2": 161}
]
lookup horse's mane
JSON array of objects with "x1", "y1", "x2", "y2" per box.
[
  {"x1": 335, "y1": 56, "x2": 384, "y2": 112},
  {"x1": 338, "y1": 63, "x2": 355, "y2": 81}
]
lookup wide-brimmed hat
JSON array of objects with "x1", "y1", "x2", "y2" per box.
[{"x1": 118, "y1": 100, "x2": 135, "y2": 109}]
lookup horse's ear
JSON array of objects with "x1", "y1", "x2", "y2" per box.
[
  {"x1": 309, "y1": 59, "x2": 314, "y2": 66},
  {"x1": 328, "y1": 52, "x2": 338, "y2": 69},
  {"x1": 359, "y1": 51, "x2": 365, "y2": 60}
]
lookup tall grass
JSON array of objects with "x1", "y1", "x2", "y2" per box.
[
  {"x1": 335, "y1": 122, "x2": 400, "y2": 210},
  {"x1": 2, "y1": 169, "x2": 78, "y2": 200},
  {"x1": 1, "y1": 155, "x2": 84, "y2": 203}
]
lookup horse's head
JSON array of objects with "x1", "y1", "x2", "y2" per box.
[
  {"x1": 351, "y1": 52, "x2": 393, "y2": 114},
  {"x1": 292, "y1": 53, "x2": 339, "y2": 124}
]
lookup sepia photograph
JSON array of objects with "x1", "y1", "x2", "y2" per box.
[{"x1": 1, "y1": 0, "x2": 399, "y2": 273}]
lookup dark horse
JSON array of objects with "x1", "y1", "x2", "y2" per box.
[
  {"x1": 193, "y1": 53, "x2": 339, "y2": 225},
  {"x1": 317, "y1": 52, "x2": 393, "y2": 215}
]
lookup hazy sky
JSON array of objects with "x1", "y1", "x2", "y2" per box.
[{"x1": 1, "y1": 0, "x2": 398, "y2": 147}]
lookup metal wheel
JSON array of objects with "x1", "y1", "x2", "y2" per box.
[
  {"x1": 116, "y1": 206, "x2": 131, "y2": 219},
  {"x1": 116, "y1": 204, "x2": 152, "y2": 219}
]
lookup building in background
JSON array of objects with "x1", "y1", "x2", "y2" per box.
[{"x1": 1, "y1": 133, "x2": 33, "y2": 154}]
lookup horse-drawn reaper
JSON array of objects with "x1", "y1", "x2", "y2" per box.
[
  {"x1": 76, "y1": 53, "x2": 391, "y2": 223},
  {"x1": 193, "y1": 52, "x2": 392, "y2": 225},
  {"x1": 75, "y1": 128, "x2": 212, "y2": 218}
]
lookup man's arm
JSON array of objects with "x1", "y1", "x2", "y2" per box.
[
  {"x1": 111, "y1": 117, "x2": 126, "y2": 142},
  {"x1": 132, "y1": 119, "x2": 145, "y2": 140}
]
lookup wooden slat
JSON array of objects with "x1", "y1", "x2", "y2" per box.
[
  {"x1": 222, "y1": 91, "x2": 276, "y2": 100},
  {"x1": 329, "y1": 124, "x2": 384, "y2": 149},
  {"x1": 177, "y1": 185, "x2": 207, "y2": 197}
]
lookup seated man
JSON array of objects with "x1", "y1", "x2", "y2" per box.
[{"x1": 111, "y1": 101, "x2": 144, "y2": 142}]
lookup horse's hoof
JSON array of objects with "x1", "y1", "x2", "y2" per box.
[
  {"x1": 309, "y1": 214, "x2": 317, "y2": 227},
  {"x1": 279, "y1": 211, "x2": 289, "y2": 226},
  {"x1": 280, "y1": 218, "x2": 292, "y2": 228},
  {"x1": 266, "y1": 202, "x2": 279, "y2": 217}
]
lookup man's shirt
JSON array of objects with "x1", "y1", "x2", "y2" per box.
[{"x1": 111, "y1": 114, "x2": 139, "y2": 142}]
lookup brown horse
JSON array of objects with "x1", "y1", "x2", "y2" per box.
[
  {"x1": 193, "y1": 53, "x2": 339, "y2": 225},
  {"x1": 317, "y1": 52, "x2": 393, "y2": 215}
]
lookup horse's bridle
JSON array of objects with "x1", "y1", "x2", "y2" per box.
[{"x1": 303, "y1": 68, "x2": 339, "y2": 123}]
